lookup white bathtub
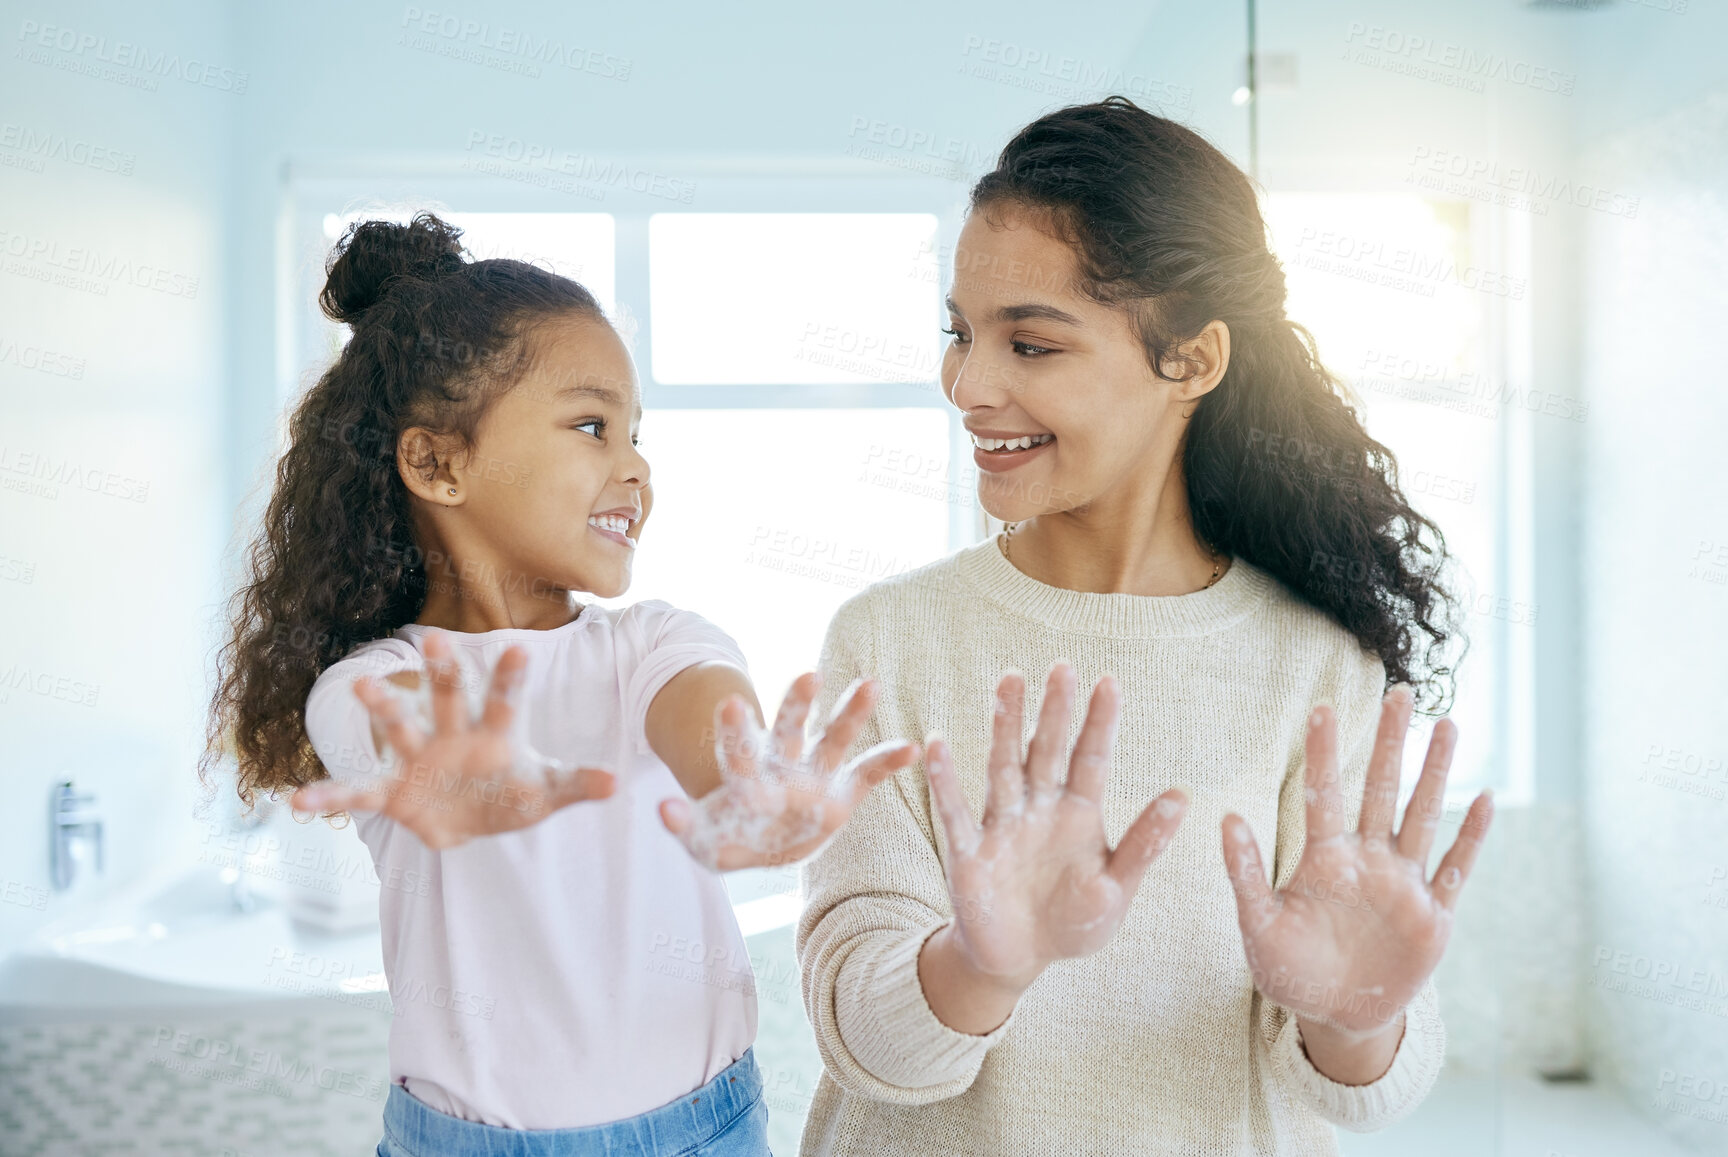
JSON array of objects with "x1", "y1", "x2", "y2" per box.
[
  {"x1": 0, "y1": 859, "x2": 394, "y2": 1157},
  {"x1": 0, "y1": 860, "x2": 388, "y2": 1026}
]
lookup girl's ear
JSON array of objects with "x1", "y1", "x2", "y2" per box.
[{"x1": 397, "y1": 426, "x2": 469, "y2": 505}]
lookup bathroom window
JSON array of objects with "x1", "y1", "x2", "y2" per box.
[
  {"x1": 616, "y1": 406, "x2": 953, "y2": 706},
  {"x1": 648, "y1": 212, "x2": 941, "y2": 385},
  {"x1": 628, "y1": 211, "x2": 955, "y2": 701}
]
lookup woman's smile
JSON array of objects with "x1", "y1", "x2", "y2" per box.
[{"x1": 969, "y1": 429, "x2": 1055, "y2": 472}]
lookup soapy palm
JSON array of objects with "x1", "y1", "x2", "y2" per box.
[
  {"x1": 659, "y1": 672, "x2": 921, "y2": 871},
  {"x1": 929, "y1": 665, "x2": 1189, "y2": 988},
  {"x1": 290, "y1": 631, "x2": 614, "y2": 850},
  {"x1": 1222, "y1": 686, "x2": 1494, "y2": 1035}
]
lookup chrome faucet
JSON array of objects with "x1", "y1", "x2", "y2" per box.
[
  {"x1": 50, "y1": 780, "x2": 103, "y2": 891},
  {"x1": 228, "y1": 795, "x2": 277, "y2": 913}
]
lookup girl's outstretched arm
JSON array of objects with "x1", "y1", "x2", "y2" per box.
[
  {"x1": 647, "y1": 662, "x2": 922, "y2": 871},
  {"x1": 290, "y1": 630, "x2": 616, "y2": 848}
]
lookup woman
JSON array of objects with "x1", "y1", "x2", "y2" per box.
[{"x1": 795, "y1": 98, "x2": 1493, "y2": 1155}]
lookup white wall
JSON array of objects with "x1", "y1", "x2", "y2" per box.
[
  {"x1": 1572, "y1": 3, "x2": 1728, "y2": 1149},
  {"x1": 0, "y1": 0, "x2": 237, "y2": 956}
]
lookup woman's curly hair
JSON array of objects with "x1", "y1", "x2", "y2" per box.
[
  {"x1": 204, "y1": 212, "x2": 603, "y2": 807},
  {"x1": 971, "y1": 98, "x2": 1465, "y2": 711}
]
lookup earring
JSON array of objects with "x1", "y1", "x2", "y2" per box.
[{"x1": 447, "y1": 488, "x2": 457, "y2": 496}]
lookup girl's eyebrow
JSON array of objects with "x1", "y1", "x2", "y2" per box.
[{"x1": 553, "y1": 383, "x2": 624, "y2": 404}]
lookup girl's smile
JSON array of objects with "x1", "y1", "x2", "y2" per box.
[{"x1": 588, "y1": 509, "x2": 639, "y2": 549}]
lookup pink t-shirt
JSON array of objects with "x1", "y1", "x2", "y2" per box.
[{"x1": 303, "y1": 600, "x2": 757, "y2": 1129}]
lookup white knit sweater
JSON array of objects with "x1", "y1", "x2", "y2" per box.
[{"x1": 795, "y1": 537, "x2": 1444, "y2": 1156}]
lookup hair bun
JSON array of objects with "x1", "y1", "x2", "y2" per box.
[{"x1": 320, "y1": 211, "x2": 466, "y2": 324}]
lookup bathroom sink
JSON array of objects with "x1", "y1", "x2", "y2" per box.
[{"x1": 0, "y1": 862, "x2": 386, "y2": 1025}]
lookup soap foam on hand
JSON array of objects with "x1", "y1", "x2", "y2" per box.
[
  {"x1": 379, "y1": 646, "x2": 580, "y2": 787},
  {"x1": 669, "y1": 688, "x2": 907, "y2": 872},
  {"x1": 675, "y1": 740, "x2": 831, "y2": 870}
]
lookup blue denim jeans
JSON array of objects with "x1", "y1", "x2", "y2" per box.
[{"x1": 376, "y1": 1047, "x2": 771, "y2": 1157}]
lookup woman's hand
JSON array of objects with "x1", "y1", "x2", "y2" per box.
[
  {"x1": 658, "y1": 672, "x2": 922, "y2": 871},
  {"x1": 926, "y1": 664, "x2": 1190, "y2": 995},
  {"x1": 291, "y1": 631, "x2": 615, "y2": 849},
  {"x1": 1221, "y1": 684, "x2": 1493, "y2": 1069}
]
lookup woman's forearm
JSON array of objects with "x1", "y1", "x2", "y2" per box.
[
  {"x1": 917, "y1": 921, "x2": 1037, "y2": 1036},
  {"x1": 1295, "y1": 1011, "x2": 1404, "y2": 1085}
]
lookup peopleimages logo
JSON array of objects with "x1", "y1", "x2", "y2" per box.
[
  {"x1": 0, "y1": 444, "x2": 150, "y2": 502},
  {"x1": 399, "y1": 8, "x2": 632, "y2": 81},
  {"x1": 0, "y1": 663, "x2": 100, "y2": 707},
  {"x1": 462, "y1": 132, "x2": 695, "y2": 203},
  {"x1": 15, "y1": 19, "x2": 250, "y2": 93},
  {"x1": 1405, "y1": 147, "x2": 1639, "y2": 219},
  {"x1": 956, "y1": 36, "x2": 1193, "y2": 112},
  {"x1": 0, "y1": 334, "x2": 85, "y2": 379},
  {"x1": 0, "y1": 227, "x2": 199, "y2": 300},
  {"x1": 0, "y1": 123, "x2": 135, "y2": 175},
  {"x1": 1342, "y1": 21, "x2": 1575, "y2": 96}
]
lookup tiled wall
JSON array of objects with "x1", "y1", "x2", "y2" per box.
[
  {"x1": 0, "y1": 1008, "x2": 390, "y2": 1157},
  {"x1": 1431, "y1": 801, "x2": 1590, "y2": 1077}
]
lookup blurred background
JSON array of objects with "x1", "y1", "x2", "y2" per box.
[{"x1": 0, "y1": 0, "x2": 1723, "y2": 1154}]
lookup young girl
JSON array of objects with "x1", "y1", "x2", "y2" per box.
[
  {"x1": 204, "y1": 213, "x2": 919, "y2": 1156},
  {"x1": 795, "y1": 99, "x2": 1494, "y2": 1155}
]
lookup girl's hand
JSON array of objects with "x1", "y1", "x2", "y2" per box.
[
  {"x1": 1222, "y1": 685, "x2": 1494, "y2": 1042},
  {"x1": 290, "y1": 631, "x2": 615, "y2": 850},
  {"x1": 658, "y1": 673, "x2": 921, "y2": 871},
  {"x1": 926, "y1": 664, "x2": 1190, "y2": 991}
]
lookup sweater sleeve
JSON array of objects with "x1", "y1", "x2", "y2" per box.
[
  {"x1": 1258, "y1": 643, "x2": 1447, "y2": 1132},
  {"x1": 796, "y1": 593, "x2": 1020, "y2": 1104}
]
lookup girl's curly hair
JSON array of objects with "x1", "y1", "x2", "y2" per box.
[
  {"x1": 971, "y1": 98, "x2": 1464, "y2": 710},
  {"x1": 204, "y1": 212, "x2": 604, "y2": 807}
]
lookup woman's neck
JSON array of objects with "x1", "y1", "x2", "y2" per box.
[{"x1": 1000, "y1": 470, "x2": 1227, "y2": 596}]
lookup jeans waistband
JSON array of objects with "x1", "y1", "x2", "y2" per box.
[{"x1": 382, "y1": 1047, "x2": 764, "y2": 1156}]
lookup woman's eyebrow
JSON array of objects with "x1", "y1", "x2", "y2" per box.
[
  {"x1": 992, "y1": 302, "x2": 1083, "y2": 326},
  {"x1": 946, "y1": 295, "x2": 1082, "y2": 327}
]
